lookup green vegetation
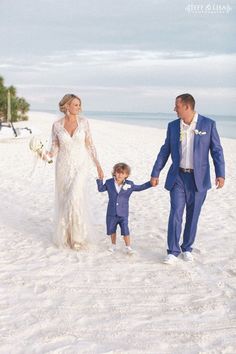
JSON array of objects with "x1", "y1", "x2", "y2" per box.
[{"x1": 0, "y1": 76, "x2": 30, "y2": 122}]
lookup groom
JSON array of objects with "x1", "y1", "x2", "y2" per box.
[{"x1": 150, "y1": 94, "x2": 225, "y2": 264}]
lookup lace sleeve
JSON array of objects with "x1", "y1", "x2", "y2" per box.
[
  {"x1": 49, "y1": 122, "x2": 59, "y2": 157},
  {"x1": 84, "y1": 118, "x2": 100, "y2": 167}
]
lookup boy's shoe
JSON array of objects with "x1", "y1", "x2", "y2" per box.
[
  {"x1": 108, "y1": 245, "x2": 116, "y2": 253},
  {"x1": 182, "y1": 251, "x2": 193, "y2": 262},
  {"x1": 163, "y1": 254, "x2": 178, "y2": 265},
  {"x1": 125, "y1": 246, "x2": 135, "y2": 255}
]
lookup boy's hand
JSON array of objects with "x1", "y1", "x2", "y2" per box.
[{"x1": 150, "y1": 177, "x2": 159, "y2": 187}]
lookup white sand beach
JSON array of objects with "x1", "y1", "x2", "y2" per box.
[{"x1": 0, "y1": 111, "x2": 236, "y2": 354}]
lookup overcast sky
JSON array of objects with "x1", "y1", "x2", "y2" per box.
[{"x1": 0, "y1": 0, "x2": 235, "y2": 114}]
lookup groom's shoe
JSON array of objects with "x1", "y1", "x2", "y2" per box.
[
  {"x1": 182, "y1": 251, "x2": 193, "y2": 262},
  {"x1": 163, "y1": 254, "x2": 178, "y2": 265}
]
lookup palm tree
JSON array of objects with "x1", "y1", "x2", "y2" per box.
[
  {"x1": 0, "y1": 77, "x2": 7, "y2": 120},
  {"x1": 17, "y1": 97, "x2": 30, "y2": 120},
  {"x1": 0, "y1": 75, "x2": 30, "y2": 121}
]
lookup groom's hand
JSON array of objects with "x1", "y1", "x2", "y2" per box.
[
  {"x1": 150, "y1": 177, "x2": 159, "y2": 187},
  {"x1": 215, "y1": 177, "x2": 225, "y2": 189}
]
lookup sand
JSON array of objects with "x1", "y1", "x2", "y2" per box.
[{"x1": 0, "y1": 111, "x2": 235, "y2": 354}]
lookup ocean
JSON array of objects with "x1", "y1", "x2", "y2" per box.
[{"x1": 42, "y1": 110, "x2": 236, "y2": 140}]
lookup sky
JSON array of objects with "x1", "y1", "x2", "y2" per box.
[{"x1": 0, "y1": 0, "x2": 235, "y2": 115}]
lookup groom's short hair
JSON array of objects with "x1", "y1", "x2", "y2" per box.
[
  {"x1": 112, "y1": 163, "x2": 131, "y2": 177},
  {"x1": 176, "y1": 93, "x2": 195, "y2": 110}
]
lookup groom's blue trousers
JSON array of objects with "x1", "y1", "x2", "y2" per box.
[{"x1": 167, "y1": 171, "x2": 207, "y2": 256}]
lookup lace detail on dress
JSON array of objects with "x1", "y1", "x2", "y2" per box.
[
  {"x1": 84, "y1": 118, "x2": 100, "y2": 168},
  {"x1": 49, "y1": 115, "x2": 99, "y2": 249},
  {"x1": 49, "y1": 122, "x2": 60, "y2": 157}
]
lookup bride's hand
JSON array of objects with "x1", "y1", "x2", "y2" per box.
[
  {"x1": 42, "y1": 150, "x2": 53, "y2": 163},
  {"x1": 97, "y1": 166, "x2": 104, "y2": 180}
]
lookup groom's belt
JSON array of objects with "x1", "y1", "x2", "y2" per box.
[{"x1": 179, "y1": 168, "x2": 194, "y2": 173}]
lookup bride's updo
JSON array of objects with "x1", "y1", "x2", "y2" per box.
[{"x1": 59, "y1": 94, "x2": 82, "y2": 113}]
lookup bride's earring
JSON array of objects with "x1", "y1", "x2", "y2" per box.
[{"x1": 66, "y1": 109, "x2": 70, "y2": 117}]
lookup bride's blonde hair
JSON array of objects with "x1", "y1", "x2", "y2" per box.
[{"x1": 59, "y1": 94, "x2": 82, "y2": 113}]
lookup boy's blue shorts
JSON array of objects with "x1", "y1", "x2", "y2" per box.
[{"x1": 106, "y1": 215, "x2": 129, "y2": 236}]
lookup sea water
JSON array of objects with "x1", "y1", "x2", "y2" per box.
[{"x1": 43, "y1": 110, "x2": 236, "y2": 140}]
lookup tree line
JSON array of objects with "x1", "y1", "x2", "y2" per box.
[{"x1": 0, "y1": 76, "x2": 30, "y2": 122}]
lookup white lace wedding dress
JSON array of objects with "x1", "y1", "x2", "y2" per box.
[{"x1": 49, "y1": 115, "x2": 99, "y2": 249}]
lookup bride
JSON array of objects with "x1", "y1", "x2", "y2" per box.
[{"x1": 47, "y1": 94, "x2": 104, "y2": 250}]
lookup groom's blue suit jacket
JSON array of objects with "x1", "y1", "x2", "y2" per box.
[
  {"x1": 151, "y1": 115, "x2": 225, "y2": 192},
  {"x1": 97, "y1": 178, "x2": 151, "y2": 217}
]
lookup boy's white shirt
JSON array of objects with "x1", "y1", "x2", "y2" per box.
[{"x1": 114, "y1": 178, "x2": 123, "y2": 193}]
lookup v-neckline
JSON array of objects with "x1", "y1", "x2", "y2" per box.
[{"x1": 62, "y1": 117, "x2": 79, "y2": 138}]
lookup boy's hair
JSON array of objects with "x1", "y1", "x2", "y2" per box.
[{"x1": 112, "y1": 163, "x2": 131, "y2": 177}]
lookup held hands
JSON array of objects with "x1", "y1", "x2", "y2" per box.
[
  {"x1": 150, "y1": 177, "x2": 159, "y2": 187},
  {"x1": 150, "y1": 177, "x2": 225, "y2": 188},
  {"x1": 150, "y1": 177, "x2": 224, "y2": 188},
  {"x1": 215, "y1": 177, "x2": 225, "y2": 189},
  {"x1": 97, "y1": 165, "x2": 104, "y2": 180}
]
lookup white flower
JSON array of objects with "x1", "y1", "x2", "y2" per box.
[
  {"x1": 29, "y1": 136, "x2": 53, "y2": 163},
  {"x1": 122, "y1": 183, "x2": 131, "y2": 191},
  {"x1": 29, "y1": 136, "x2": 44, "y2": 152},
  {"x1": 180, "y1": 129, "x2": 185, "y2": 142},
  {"x1": 194, "y1": 129, "x2": 207, "y2": 135}
]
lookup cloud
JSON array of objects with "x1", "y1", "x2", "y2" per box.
[
  {"x1": 1, "y1": 49, "x2": 234, "y2": 114},
  {"x1": 0, "y1": 1, "x2": 235, "y2": 113},
  {"x1": 1, "y1": 50, "x2": 235, "y2": 87},
  {"x1": 0, "y1": 0, "x2": 235, "y2": 55}
]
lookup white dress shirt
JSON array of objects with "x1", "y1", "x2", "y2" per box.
[
  {"x1": 114, "y1": 179, "x2": 122, "y2": 193},
  {"x1": 180, "y1": 113, "x2": 198, "y2": 169}
]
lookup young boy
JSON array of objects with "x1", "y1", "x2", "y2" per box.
[{"x1": 96, "y1": 162, "x2": 152, "y2": 254}]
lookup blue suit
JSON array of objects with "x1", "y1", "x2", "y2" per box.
[
  {"x1": 97, "y1": 178, "x2": 151, "y2": 235},
  {"x1": 151, "y1": 115, "x2": 225, "y2": 256}
]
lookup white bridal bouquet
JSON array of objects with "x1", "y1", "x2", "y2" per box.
[{"x1": 29, "y1": 136, "x2": 53, "y2": 163}]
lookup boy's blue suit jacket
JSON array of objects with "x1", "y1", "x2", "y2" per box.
[
  {"x1": 151, "y1": 115, "x2": 225, "y2": 192},
  {"x1": 97, "y1": 178, "x2": 151, "y2": 217}
]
